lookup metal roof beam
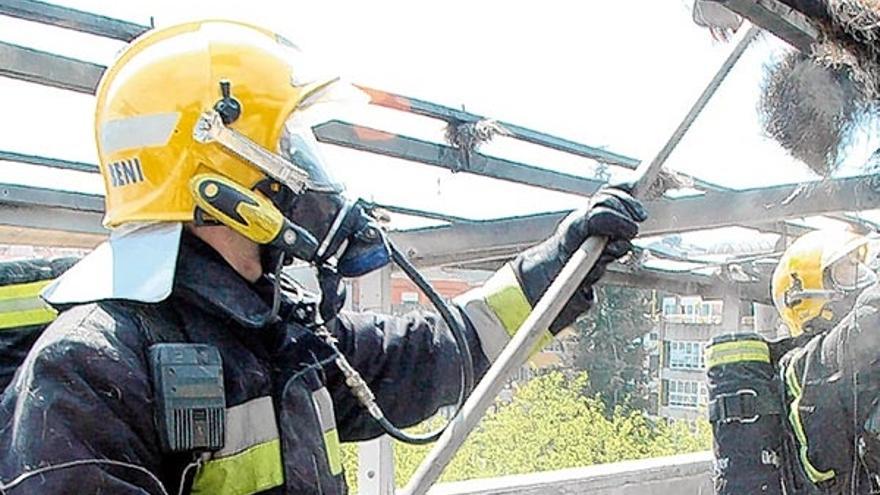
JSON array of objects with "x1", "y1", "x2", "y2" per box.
[
  {"x1": 313, "y1": 121, "x2": 606, "y2": 196},
  {"x1": 0, "y1": 40, "x2": 102, "y2": 94},
  {"x1": 6, "y1": 174, "x2": 877, "y2": 263},
  {"x1": 0, "y1": 183, "x2": 106, "y2": 247},
  {"x1": 358, "y1": 86, "x2": 640, "y2": 169},
  {"x1": 0, "y1": 150, "x2": 98, "y2": 173},
  {"x1": 393, "y1": 175, "x2": 880, "y2": 266},
  {"x1": 451, "y1": 257, "x2": 771, "y2": 303},
  {"x1": 0, "y1": 0, "x2": 148, "y2": 41},
  {"x1": 709, "y1": 0, "x2": 818, "y2": 51}
]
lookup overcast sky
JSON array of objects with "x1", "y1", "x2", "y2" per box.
[{"x1": 1, "y1": 0, "x2": 878, "y2": 233}]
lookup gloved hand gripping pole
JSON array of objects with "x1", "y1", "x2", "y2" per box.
[{"x1": 401, "y1": 25, "x2": 760, "y2": 495}]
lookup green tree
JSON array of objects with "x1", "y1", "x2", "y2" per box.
[
  {"x1": 573, "y1": 286, "x2": 655, "y2": 415},
  {"x1": 341, "y1": 371, "x2": 711, "y2": 491}
]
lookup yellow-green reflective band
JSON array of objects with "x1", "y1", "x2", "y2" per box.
[
  {"x1": 484, "y1": 265, "x2": 531, "y2": 336},
  {"x1": 483, "y1": 265, "x2": 553, "y2": 353},
  {"x1": 0, "y1": 307, "x2": 57, "y2": 330},
  {"x1": 0, "y1": 280, "x2": 57, "y2": 330},
  {"x1": 190, "y1": 439, "x2": 284, "y2": 495},
  {"x1": 785, "y1": 352, "x2": 835, "y2": 484},
  {"x1": 324, "y1": 428, "x2": 342, "y2": 475},
  {"x1": 312, "y1": 388, "x2": 343, "y2": 476},
  {"x1": 0, "y1": 280, "x2": 51, "y2": 300},
  {"x1": 705, "y1": 340, "x2": 770, "y2": 368}
]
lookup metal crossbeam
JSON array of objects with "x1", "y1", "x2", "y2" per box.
[
  {"x1": 393, "y1": 175, "x2": 880, "y2": 267},
  {"x1": 0, "y1": 150, "x2": 98, "y2": 173},
  {"x1": 7, "y1": 174, "x2": 877, "y2": 261},
  {"x1": 457, "y1": 256, "x2": 758, "y2": 300},
  {"x1": 369, "y1": 203, "x2": 473, "y2": 224},
  {"x1": 0, "y1": 42, "x2": 616, "y2": 195},
  {"x1": 0, "y1": 183, "x2": 106, "y2": 247},
  {"x1": 0, "y1": 182, "x2": 772, "y2": 299},
  {"x1": 358, "y1": 86, "x2": 641, "y2": 169},
  {"x1": 710, "y1": 0, "x2": 818, "y2": 51},
  {"x1": 313, "y1": 121, "x2": 605, "y2": 196},
  {"x1": 0, "y1": 0, "x2": 148, "y2": 41},
  {"x1": 0, "y1": 40, "x2": 102, "y2": 93}
]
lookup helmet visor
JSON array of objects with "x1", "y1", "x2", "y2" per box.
[
  {"x1": 277, "y1": 80, "x2": 368, "y2": 193},
  {"x1": 828, "y1": 248, "x2": 878, "y2": 291}
]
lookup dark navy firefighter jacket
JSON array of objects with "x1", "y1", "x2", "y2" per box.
[{"x1": 0, "y1": 233, "x2": 495, "y2": 494}]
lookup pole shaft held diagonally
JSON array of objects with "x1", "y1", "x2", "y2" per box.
[{"x1": 400, "y1": 25, "x2": 760, "y2": 495}]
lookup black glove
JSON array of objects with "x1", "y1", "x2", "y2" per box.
[{"x1": 511, "y1": 186, "x2": 647, "y2": 333}]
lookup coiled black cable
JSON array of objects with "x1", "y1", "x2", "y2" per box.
[
  {"x1": 319, "y1": 239, "x2": 476, "y2": 445},
  {"x1": 362, "y1": 240, "x2": 475, "y2": 444}
]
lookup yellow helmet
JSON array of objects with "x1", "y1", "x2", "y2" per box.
[
  {"x1": 771, "y1": 230, "x2": 876, "y2": 337},
  {"x1": 94, "y1": 20, "x2": 344, "y2": 227}
]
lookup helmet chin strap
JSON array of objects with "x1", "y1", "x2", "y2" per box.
[{"x1": 254, "y1": 252, "x2": 285, "y2": 327}]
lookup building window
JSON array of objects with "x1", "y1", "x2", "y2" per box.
[
  {"x1": 662, "y1": 297, "x2": 678, "y2": 317},
  {"x1": 668, "y1": 379, "x2": 700, "y2": 408},
  {"x1": 401, "y1": 291, "x2": 420, "y2": 304},
  {"x1": 668, "y1": 341, "x2": 705, "y2": 370},
  {"x1": 662, "y1": 296, "x2": 723, "y2": 325}
]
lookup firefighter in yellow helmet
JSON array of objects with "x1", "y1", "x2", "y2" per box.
[
  {"x1": 771, "y1": 229, "x2": 877, "y2": 337},
  {"x1": 710, "y1": 229, "x2": 880, "y2": 495},
  {"x1": 0, "y1": 20, "x2": 645, "y2": 494}
]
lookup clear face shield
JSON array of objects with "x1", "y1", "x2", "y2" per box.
[
  {"x1": 193, "y1": 79, "x2": 389, "y2": 279},
  {"x1": 827, "y1": 241, "x2": 878, "y2": 293},
  {"x1": 828, "y1": 246, "x2": 877, "y2": 292},
  {"x1": 276, "y1": 80, "x2": 368, "y2": 193},
  {"x1": 803, "y1": 240, "x2": 880, "y2": 332}
]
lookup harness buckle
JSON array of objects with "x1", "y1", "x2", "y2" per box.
[{"x1": 712, "y1": 388, "x2": 760, "y2": 424}]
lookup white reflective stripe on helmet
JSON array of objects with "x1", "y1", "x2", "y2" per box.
[{"x1": 100, "y1": 112, "x2": 181, "y2": 154}]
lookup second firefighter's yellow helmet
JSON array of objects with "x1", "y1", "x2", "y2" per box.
[
  {"x1": 94, "y1": 20, "x2": 349, "y2": 227},
  {"x1": 771, "y1": 230, "x2": 876, "y2": 337}
]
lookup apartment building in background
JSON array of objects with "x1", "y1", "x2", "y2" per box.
[{"x1": 654, "y1": 293, "x2": 780, "y2": 421}]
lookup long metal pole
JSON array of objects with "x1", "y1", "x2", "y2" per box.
[{"x1": 400, "y1": 25, "x2": 760, "y2": 495}]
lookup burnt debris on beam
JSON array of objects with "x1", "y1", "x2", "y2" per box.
[
  {"x1": 313, "y1": 121, "x2": 606, "y2": 196},
  {"x1": 357, "y1": 86, "x2": 641, "y2": 169}
]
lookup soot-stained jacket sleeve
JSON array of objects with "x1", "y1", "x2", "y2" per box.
[
  {"x1": 0, "y1": 303, "x2": 166, "y2": 494},
  {"x1": 326, "y1": 307, "x2": 490, "y2": 442}
]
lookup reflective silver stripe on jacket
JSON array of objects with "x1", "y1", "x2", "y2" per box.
[
  {"x1": 455, "y1": 289, "x2": 510, "y2": 361},
  {"x1": 312, "y1": 387, "x2": 343, "y2": 476},
  {"x1": 217, "y1": 396, "x2": 279, "y2": 457},
  {"x1": 190, "y1": 396, "x2": 284, "y2": 495}
]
